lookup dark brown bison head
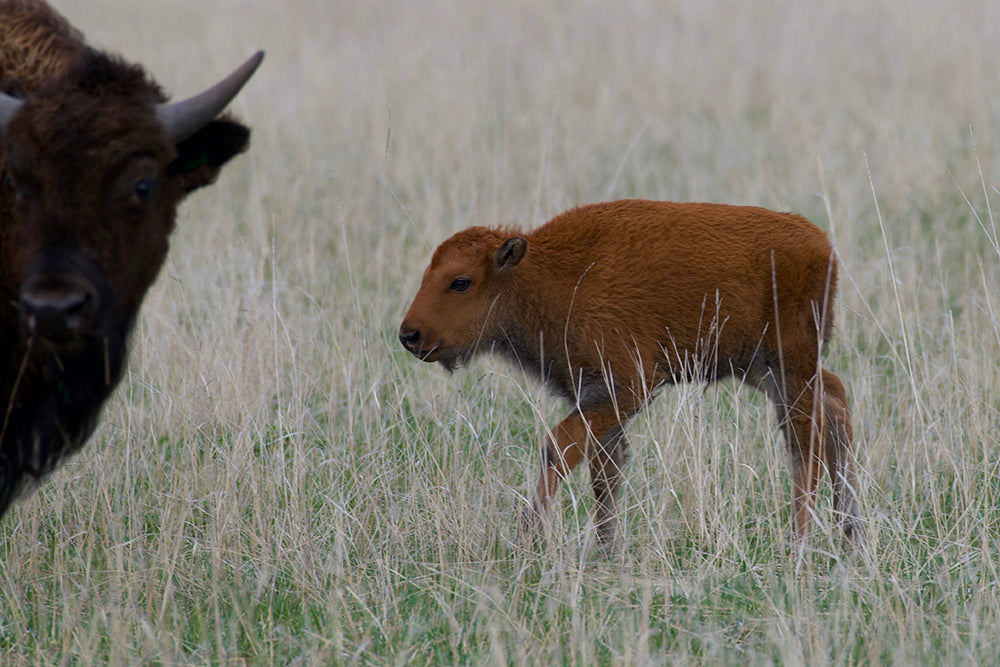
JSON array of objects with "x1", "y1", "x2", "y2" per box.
[
  {"x1": 1, "y1": 50, "x2": 262, "y2": 351},
  {"x1": 0, "y1": 48, "x2": 262, "y2": 513},
  {"x1": 399, "y1": 227, "x2": 527, "y2": 371}
]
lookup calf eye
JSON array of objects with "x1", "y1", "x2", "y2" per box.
[
  {"x1": 131, "y1": 177, "x2": 158, "y2": 203},
  {"x1": 449, "y1": 277, "x2": 471, "y2": 292}
]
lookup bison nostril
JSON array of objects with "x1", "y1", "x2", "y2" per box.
[
  {"x1": 20, "y1": 283, "x2": 98, "y2": 341},
  {"x1": 399, "y1": 328, "x2": 420, "y2": 349}
]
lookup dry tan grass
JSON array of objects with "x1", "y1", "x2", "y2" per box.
[{"x1": 2, "y1": 0, "x2": 1000, "y2": 663}]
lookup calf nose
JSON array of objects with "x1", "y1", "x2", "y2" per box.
[
  {"x1": 20, "y1": 275, "x2": 99, "y2": 342},
  {"x1": 399, "y1": 326, "x2": 421, "y2": 351}
]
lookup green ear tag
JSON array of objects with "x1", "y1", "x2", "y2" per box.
[{"x1": 184, "y1": 152, "x2": 210, "y2": 171}]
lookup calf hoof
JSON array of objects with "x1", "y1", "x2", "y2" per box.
[
  {"x1": 594, "y1": 515, "x2": 618, "y2": 547},
  {"x1": 841, "y1": 517, "x2": 866, "y2": 552},
  {"x1": 517, "y1": 506, "x2": 543, "y2": 546}
]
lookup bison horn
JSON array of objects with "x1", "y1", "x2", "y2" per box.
[
  {"x1": 156, "y1": 50, "x2": 264, "y2": 142},
  {"x1": 0, "y1": 92, "x2": 24, "y2": 130}
]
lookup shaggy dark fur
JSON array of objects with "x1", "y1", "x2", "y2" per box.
[{"x1": 0, "y1": 0, "x2": 254, "y2": 515}]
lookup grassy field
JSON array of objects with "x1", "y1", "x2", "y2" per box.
[{"x1": 2, "y1": 0, "x2": 1000, "y2": 663}]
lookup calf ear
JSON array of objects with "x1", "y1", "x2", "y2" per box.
[
  {"x1": 166, "y1": 117, "x2": 250, "y2": 193},
  {"x1": 495, "y1": 237, "x2": 527, "y2": 270}
]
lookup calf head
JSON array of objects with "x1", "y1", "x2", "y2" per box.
[{"x1": 400, "y1": 227, "x2": 527, "y2": 371}]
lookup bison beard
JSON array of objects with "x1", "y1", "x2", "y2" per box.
[{"x1": 0, "y1": 316, "x2": 129, "y2": 512}]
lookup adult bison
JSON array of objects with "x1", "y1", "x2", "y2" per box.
[
  {"x1": 400, "y1": 199, "x2": 864, "y2": 550},
  {"x1": 0, "y1": 0, "x2": 262, "y2": 516}
]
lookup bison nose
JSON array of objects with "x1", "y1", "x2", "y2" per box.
[
  {"x1": 399, "y1": 326, "x2": 421, "y2": 351},
  {"x1": 19, "y1": 275, "x2": 99, "y2": 342}
]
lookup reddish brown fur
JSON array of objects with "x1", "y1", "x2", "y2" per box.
[
  {"x1": 401, "y1": 199, "x2": 863, "y2": 549},
  {"x1": 0, "y1": 1, "x2": 256, "y2": 515}
]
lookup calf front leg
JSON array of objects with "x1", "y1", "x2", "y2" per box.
[
  {"x1": 519, "y1": 408, "x2": 627, "y2": 544},
  {"x1": 589, "y1": 425, "x2": 629, "y2": 545},
  {"x1": 519, "y1": 412, "x2": 588, "y2": 541}
]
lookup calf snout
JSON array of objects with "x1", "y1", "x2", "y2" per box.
[
  {"x1": 19, "y1": 273, "x2": 99, "y2": 343},
  {"x1": 398, "y1": 325, "x2": 421, "y2": 352}
]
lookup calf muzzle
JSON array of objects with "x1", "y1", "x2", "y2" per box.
[{"x1": 398, "y1": 325, "x2": 421, "y2": 352}]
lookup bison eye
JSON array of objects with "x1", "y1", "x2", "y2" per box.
[
  {"x1": 131, "y1": 177, "x2": 158, "y2": 203},
  {"x1": 449, "y1": 277, "x2": 472, "y2": 292}
]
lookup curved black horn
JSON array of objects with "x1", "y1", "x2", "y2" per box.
[
  {"x1": 0, "y1": 91, "x2": 24, "y2": 130},
  {"x1": 156, "y1": 50, "x2": 263, "y2": 142}
]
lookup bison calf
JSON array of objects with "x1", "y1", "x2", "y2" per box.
[{"x1": 400, "y1": 199, "x2": 863, "y2": 549}]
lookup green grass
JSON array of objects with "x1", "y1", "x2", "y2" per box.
[{"x1": 3, "y1": 0, "x2": 1000, "y2": 663}]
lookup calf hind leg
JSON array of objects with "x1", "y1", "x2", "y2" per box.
[
  {"x1": 778, "y1": 368, "x2": 864, "y2": 549},
  {"x1": 782, "y1": 404, "x2": 825, "y2": 547},
  {"x1": 821, "y1": 368, "x2": 865, "y2": 548}
]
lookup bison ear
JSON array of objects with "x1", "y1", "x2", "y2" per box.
[
  {"x1": 166, "y1": 117, "x2": 250, "y2": 193},
  {"x1": 495, "y1": 237, "x2": 527, "y2": 270}
]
